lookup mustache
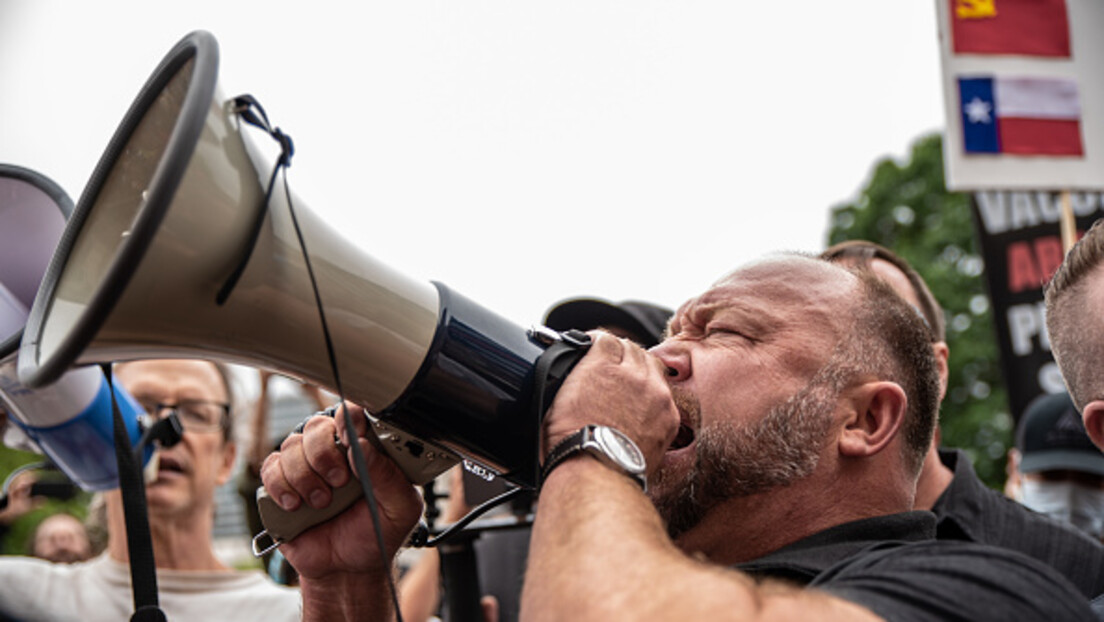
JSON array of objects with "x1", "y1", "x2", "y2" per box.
[{"x1": 670, "y1": 386, "x2": 700, "y2": 429}]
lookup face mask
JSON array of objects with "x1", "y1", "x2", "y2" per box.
[{"x1": 1019, "y1": 479, "x2": 1104, "y2": 540}]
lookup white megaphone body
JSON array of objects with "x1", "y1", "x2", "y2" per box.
[
  {"x1": 18, "y1": 29, "x2": 583, "y2": 512},
  {"x1": 0, "y1": 164, "x2": 150, "y2": 491}
]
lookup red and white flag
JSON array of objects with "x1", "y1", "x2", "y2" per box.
[{"x1": 951, "y1": 0, "x2": 1071, "y2": 57}]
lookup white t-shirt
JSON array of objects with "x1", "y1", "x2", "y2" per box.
[{"x1": 0, "y1": 553, "x2": 301, "y2": 621}]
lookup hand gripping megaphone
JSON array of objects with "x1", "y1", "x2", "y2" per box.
[
  {"x1": 0, "y1": 164, "x2": 152, "y2": 491},
  {"x1": 17, "y1": 31, "x2": 588, "y2": 535}
]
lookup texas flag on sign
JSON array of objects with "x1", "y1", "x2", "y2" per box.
[
  {"x1": 951, "y1": 0, "x2": 1071, "y2": 57},
  {"x1": 958, "y1": 76, "x2": 1084, "y2": 157}
]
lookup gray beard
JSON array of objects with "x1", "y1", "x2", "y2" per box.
[{"x1": 649, "y1": 375, "x2": 838, "y2": 540}]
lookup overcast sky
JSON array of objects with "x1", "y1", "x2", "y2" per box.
[{"x1": 0, "y1": 2, "x2": 946, "y2": 328}]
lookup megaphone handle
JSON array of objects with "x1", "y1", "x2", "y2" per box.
[{"x1": 255, "y1": 479, "x2": 364, "y2": 548}]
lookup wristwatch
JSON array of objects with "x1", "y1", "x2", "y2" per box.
[{"x1": 541, "y1": 425, "x2": 647, "y2": 491}]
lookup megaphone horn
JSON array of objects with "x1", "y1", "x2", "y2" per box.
[
  {"x1": 19, "y1": 30, "x2": 577, "y2": 491},
  {"x1": 0, "y1": 163, "x2": 151, "y2": 491}
]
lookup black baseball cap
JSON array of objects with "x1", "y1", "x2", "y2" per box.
[
  {"x1": 1016, "y1": 391, "x2": 1104, "y2": 476},
  {"x1": 543, "y1": 298, "x2": 673, "y2": 348}
]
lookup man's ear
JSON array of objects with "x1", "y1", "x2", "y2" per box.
[
  {"x1": 933, "y1": 341, "x2": 950, "y2": 402},
  {"x1": 1082, "y1": 401, "x2": 1104, "y2": 451},
  {"x1": 839, "y1": 381, "x2": 907, "y2": 459}
]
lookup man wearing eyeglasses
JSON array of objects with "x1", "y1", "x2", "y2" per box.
[{"x1": 0, "y1": 359, "x2": 302, "y2": 621}]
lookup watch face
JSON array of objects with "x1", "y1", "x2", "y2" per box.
[{"x1": 595, "y1": 426, "x2": 646, "y2": 472}]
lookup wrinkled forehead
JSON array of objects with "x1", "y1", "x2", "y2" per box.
[{"x1": 677, "y1": 255, "x2": 857, "y2": 330}]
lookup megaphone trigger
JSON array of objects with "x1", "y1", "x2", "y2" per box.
[{"x1": 253, "y1": 478, "x2": 364, "y2": 557}]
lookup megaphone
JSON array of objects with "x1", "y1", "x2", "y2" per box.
[
  {"x1": 18, "y1": 30, "x2": 584, "y2": 500},
  {"x1": 0, "y1": 163, "x2": 151, "y2": 491}
]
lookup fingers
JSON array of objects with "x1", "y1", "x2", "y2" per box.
[
  {"x1": 332, "y1": 402, "x2": 371, "y2": 447},
  {"x1": 589, "y1": 330, "x2": 666, "y2": 380},
  {"x1": 586, "y1": 330, "x2": 626, "y2": 363},
  {"x1": 302, "y1": 417, "x2": 351, "y2": 488},
  {"x1": 10, "y1": 472, "x2": 35, "y2": 495},
  {"x1": 261, "y1": 402, "x2": 391, "y2": 514},
  {"x1": 262, "y1": 437, "x2": 313, "y2": 512},
  {"x1": 262, "y1": 415, "x2": 351, "y2": 512},
  {"x1": 542, "y1": 329, "x2": 677, "y2": 459}
]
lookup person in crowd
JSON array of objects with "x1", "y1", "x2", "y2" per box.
[
  {"x1": 822, "y1": 240, "x2": 1104, "y2": 598},
  {"x1": 543, "y1": 297, "x2": 673, "y2": 346},
  {"x1": 263, "y1": 253, "x2": 1093, "y2": 621},
  {"x1": 1010, "y1": 390, "x2": 1104, "y2": 541},
  {"x1": 1044, "y1": 219, "x2": 1104, "y2": 615},
  {"x1": 28, "y1": 512, "x2": 92, "y2": 563},
  {"x1": 1047, "y1": 219, "x2": 1104, "y2": 452},
  {"x1": 0, "y1": 358, "x2": 301, "y2": 621}
]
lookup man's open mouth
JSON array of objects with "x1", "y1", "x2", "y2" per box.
[
  {"x1": 669, "y1": 423, "x2": 695, "y2": 451},
  {"x1": 157, "y1": 456, "x2": 185, "y2": 475}
]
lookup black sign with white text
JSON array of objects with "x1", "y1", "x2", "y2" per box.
[{"x1": 971, "y1": 190, "x2": 1104, "y2": 422}]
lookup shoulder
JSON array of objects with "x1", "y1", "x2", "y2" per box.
[
  {"x1": 934, "y1": 453, "x2": 1104, "y2": 596},
  {"x1": 811, "y1": 539, "x2": 1095, "y2": 622}
]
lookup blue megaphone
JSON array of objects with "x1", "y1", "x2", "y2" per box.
[{"x1": 0, "y1": 163, "x2": 150, "y2": 491}]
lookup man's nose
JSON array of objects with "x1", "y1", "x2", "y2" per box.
[{"x1": 649, "y1": 341, "x2": 687, "y2": 380}]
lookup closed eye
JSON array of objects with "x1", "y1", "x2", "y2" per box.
[{"x1": 705, "y1": 326, "x2": 749, "y2": 340}]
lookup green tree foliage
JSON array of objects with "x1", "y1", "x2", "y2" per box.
[{"x1": 827, "y1": 132, "x2": 1012, "y2": 490}]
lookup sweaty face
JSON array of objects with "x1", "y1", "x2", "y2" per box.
[
  {"x1": 114, "y1": 360, "x2": 236, "y2": 521},
  {"x1": 648, "y1": 257, "x2": 855, "y2": 539}
]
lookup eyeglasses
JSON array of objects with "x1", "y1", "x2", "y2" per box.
[{"x1": 136, "y1": 397, "x2": 230, "y2": 433}]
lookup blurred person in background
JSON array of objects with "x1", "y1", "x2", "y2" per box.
[
  {"x1": 0, "y1": 359, "x2": 301, "y2": 621},
  {"x1": 822, "y1": 240, "x2": 1104, "y2": 599},
  {"x1": 1010, "y1": 391, "x2": 1104, "y2": 541},
  {"x1": 28, "y1": 512, "x2": 92, "y2": 563},
  {"x1": 543, "y1": 297, "x2": 673, "y2": 345}
]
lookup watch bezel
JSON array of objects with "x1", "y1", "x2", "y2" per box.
[{"x1": 591, "y1": 425, "x2": 647, "y2": 474}]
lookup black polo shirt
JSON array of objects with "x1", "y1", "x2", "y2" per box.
[
  {"x1": 737, "y1": 511, "x2": 933, "y2": 584},
  {"x1": 735, "y1": 512, "x2": 1094, "y2": 621},
  {"x1": 932, "y1": 448, "x2": 1104, "y2": 598}
]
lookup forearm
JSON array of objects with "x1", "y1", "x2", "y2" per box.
[
  {"x1": 520, "y1": 459, "x2": 878, "y2": 622},
  {"x1": 522, "y1": 458, "x2": 727, "y2": 620},
  {"x1": 300, "y1": 571, "x2": 397, "y2": 622}
]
